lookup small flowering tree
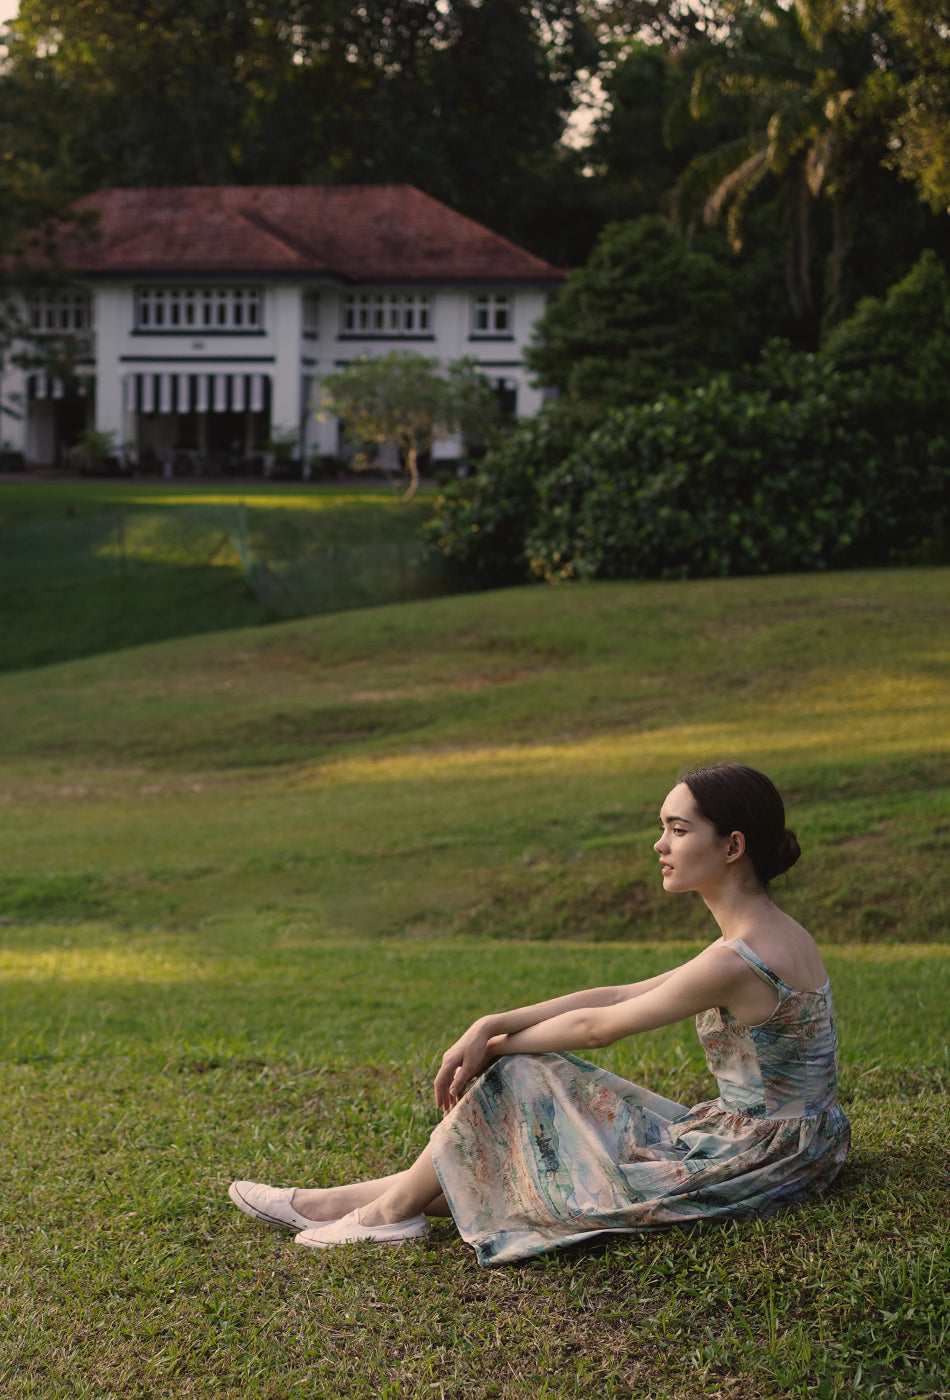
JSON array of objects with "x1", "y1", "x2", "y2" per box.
[{"x1": 319, "y1": 351, "x2": 497, "y2": 500}]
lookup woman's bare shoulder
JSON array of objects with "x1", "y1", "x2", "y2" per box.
[{"x1": 746, "y1": 910, "x2": 829, "y2": 991}]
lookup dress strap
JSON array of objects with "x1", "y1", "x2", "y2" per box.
[{"x1": 722, "y1": 938, "x2": 787, "y2": 993}]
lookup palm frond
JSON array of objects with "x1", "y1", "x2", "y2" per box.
[
  {"x1": 704, "y1": 146, "x2": 770, "y2": 227},
  {"x1": 725, "y1": 154, "x2": 773, "y2": 250},
  {"x1": 669, "y1": 133, "x2": 767, "y2": 234},
  {"x1": 806, "y1": 126, "x2": 835, "y2": 194}
]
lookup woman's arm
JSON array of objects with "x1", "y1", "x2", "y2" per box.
[
  {"x1": 496, "y1": 947, "x2": 746, "y2": 1058},
  {"x1": 433, "y1": 965, "x2": 683, "y2": 1111},
  {"x1": 484, "y1": 967, "x2": 681, "y2": 1036}
]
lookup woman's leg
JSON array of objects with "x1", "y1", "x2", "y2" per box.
[
  {"x1": 352, "y1": 1145, "x2": 443, "y2": 1226},
  {"x1": 293, "y1": 1151, "x2": 449, "y2": 1222}
]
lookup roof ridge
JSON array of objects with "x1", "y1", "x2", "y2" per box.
[{"x1": 226, "y1": 202, "x2": 316, "y2": 267}]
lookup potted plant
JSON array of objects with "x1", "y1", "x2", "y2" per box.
[{"x1": 73, "y1": 429, "x2": 119, "y2": 476}]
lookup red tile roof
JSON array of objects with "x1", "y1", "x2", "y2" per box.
[{"x1": 56, "y1": 185, "x2": 563, "y2": 283}]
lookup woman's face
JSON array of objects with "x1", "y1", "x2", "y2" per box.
[{"x1": 654, "y1": 782, "x2": 737, "y2": 894}]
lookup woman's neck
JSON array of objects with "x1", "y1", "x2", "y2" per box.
[{"x1": 702, "y1": 880, "x2": 775, "y2": 943}]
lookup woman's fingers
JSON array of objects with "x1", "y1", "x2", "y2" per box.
[
  {"x1": 434, "y1": 1065, "x2": 456, "y2": 1109},
  {"x1": 434, "y1": 1055, "x2": 467, "y2": 1110},
  {"x1": 434, "y1": 1031, "x2": 490, "y2": 1111}
]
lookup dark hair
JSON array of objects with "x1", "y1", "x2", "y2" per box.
[{"x1": 678, "y1": 763, "x2": 801, "y2": 887}]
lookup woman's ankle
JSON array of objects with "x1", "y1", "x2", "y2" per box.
[{"x1": 358, "y1": 1190, "x2": 420, "y2": 1227}]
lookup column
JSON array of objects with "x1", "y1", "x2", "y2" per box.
[
  {"x1": 269, "y1": 283, "x2": 303, "y2": 453},
  {"x1": 93, "y1": 286, "x2": 127, "y2": 448}
]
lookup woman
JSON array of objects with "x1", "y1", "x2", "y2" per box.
[{"x1": 229, "y1": 763, "x2": 850, "y2": 1266}]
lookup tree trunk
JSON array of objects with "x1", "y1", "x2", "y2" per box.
[
  {"x1": 401, "y1": 444, "x2": 420, "y2": 502},
  {"x1": 826, "y1": 190, "x2": 850, "y2": 322},
  {"x1": 787, "y1": 167, "x2": 814, "y2": 318}
]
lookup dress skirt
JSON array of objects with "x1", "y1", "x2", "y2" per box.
[{"x1": 429, "y1": 1052, "x2": 850, "y2": 1267}]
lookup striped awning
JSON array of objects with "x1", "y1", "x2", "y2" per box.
[{"x1": 123, "y1": 372, "x2": 269, "y2": 414}]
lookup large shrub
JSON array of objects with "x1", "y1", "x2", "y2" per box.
[
  {"x1": 823, "y1": 250, "x2": 950, "y2": 380},
  {"x1": 524, "y1": 349, "x2": 884, "y2": 582},
  {"x1": 822, "y1": 251, "x2": 950, "y2": 561}
]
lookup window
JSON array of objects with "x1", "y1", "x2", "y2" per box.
[
  {"x1": 135, "y1": 286, "x2": 262, "y2": 332},
  {"x1": 341, "y1": 292, "x2": 432, "y2": 336},
  {"x1": 303, "y1": 291, "x2": 321, "y2": 336},
  {"x1": 471, "y1": 293, "x2": 511, "y2": 336},
  {"x1": 28, "y1": 291, "x2": 92, "y2": 333}
]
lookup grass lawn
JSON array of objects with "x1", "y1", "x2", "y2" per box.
[{"x1": 0, "y1": 558, "x2": 948, "y2": 1397}]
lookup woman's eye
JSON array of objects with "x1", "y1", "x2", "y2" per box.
[{"x1": 672, "y1": 828, "x2": 687, "y2": 837}]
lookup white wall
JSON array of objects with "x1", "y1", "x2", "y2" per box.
[
  {"x1": 95, "y1": 284, "x2": 128, "y2": 446},
  {"x1": 269, "y1": 283, "x2": 303, "y2": 445}
]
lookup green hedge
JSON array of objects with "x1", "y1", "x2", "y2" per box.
[{"x1": 526, "y1": 350, "x2": 896, "y2": 582}]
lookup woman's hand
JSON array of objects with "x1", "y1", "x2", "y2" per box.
[{"x1": 434, "y1": 1021, "x2": 505, "y2": 1113}]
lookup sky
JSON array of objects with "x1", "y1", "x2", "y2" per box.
[{"x1": 0, "y1": 1, "x2": 17, "y2": 26}]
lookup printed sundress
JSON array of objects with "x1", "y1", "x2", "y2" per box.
[{"x1": 430, "y1": 938, "x2": 851, "y2": 1267}]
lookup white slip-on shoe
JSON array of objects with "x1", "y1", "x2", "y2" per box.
[
  {"x1": 228, "y1": 1180, "x2": 319, "y2": 1232},
  {"x1": 294, "y1": 1207, "x2": 430, "y2": 1250}
]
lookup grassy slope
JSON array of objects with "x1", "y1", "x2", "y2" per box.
[
  {"x1": 0, "y1": 567, "x2": 948, "y2": 1398},
  {"x1": 0, "y1": 567, "x2": 946, "y2": 943}
]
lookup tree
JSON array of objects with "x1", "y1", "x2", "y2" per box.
[
  {"x1": 0, "y1": 0, "x2": 305, "y2": 193},
  {"x1": 319, "y1": 353, "x2": 497, "y2": 501},
  {"x1": 885, "y1": 0, "x2": 950, "y2": 210},
  {"x1": 0, "y1": 0, "x2": 602, "y2": 265},
  {"x1": 524, "y1": 215, "x2": 752, "y2": 408},
  {"x1": 0, "y1": 10, "x2": 89, "y2": 432},
  {"x1": 580, "y1": 41, "x2": 687, "y2": 227}
]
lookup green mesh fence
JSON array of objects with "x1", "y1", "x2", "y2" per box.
[
  {"x1": 228, "y1": 502, "x2": 444, "y2": 614},
  {"x1": 0, "y1": 500, "x2": 450, "y2": 671}
]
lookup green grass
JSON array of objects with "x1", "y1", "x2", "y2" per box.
[{"x1": 0, "y1": 562, "x2": 948, "y2": 1397}]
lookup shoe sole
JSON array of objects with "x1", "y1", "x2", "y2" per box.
[{"x1": 295, "y1": 1228, "x2": 430, "y2": 1251}]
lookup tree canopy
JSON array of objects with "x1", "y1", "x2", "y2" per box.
[
  {"x1": 0, "y1": 0, "x2": 599, "y2": 264},
  {"x1": 3, "y1": 0, "x2": 949, "y2": 386},
  {"x1": 885, "y1": 0, "x2": 950, "y2": 211},
  {"x1": 524, "y1": 216, "x2": 752, "y2": 406}
]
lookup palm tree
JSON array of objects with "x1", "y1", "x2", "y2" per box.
[{"x1": 672, "y1": 0, "x2": 897, "y2": 319}]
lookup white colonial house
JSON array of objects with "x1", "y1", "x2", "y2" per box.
[{"x1": 2, "y1": 184, "x2": 563, "y2": 471}]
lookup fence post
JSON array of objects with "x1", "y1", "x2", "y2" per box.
[{"x1": 234, "y1": 501, "x2": 249, "y2": 573}]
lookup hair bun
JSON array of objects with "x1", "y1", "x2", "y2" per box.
[
  {"x1": 679, "y1": 763, "x2": 800, "y2": 888},
  {"x1": 769, "y1": 827, "x2": 801, "y2": 880}
]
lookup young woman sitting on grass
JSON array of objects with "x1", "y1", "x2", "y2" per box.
[{"x1": 229, "y1": 762, "x2": 850, "y2": 1267}]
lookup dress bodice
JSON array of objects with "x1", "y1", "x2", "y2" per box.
[{"x1": 695, "y1": 938, "x2": 841, "y2": 1119}]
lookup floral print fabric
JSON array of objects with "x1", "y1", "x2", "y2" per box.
[{"x1": 430, "y1": 939, "x2": 850, "y2": 1267}]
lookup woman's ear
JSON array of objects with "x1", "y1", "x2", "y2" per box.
[{"x1": 725, "y1": 830, "x2": 746, "y2": 863}]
